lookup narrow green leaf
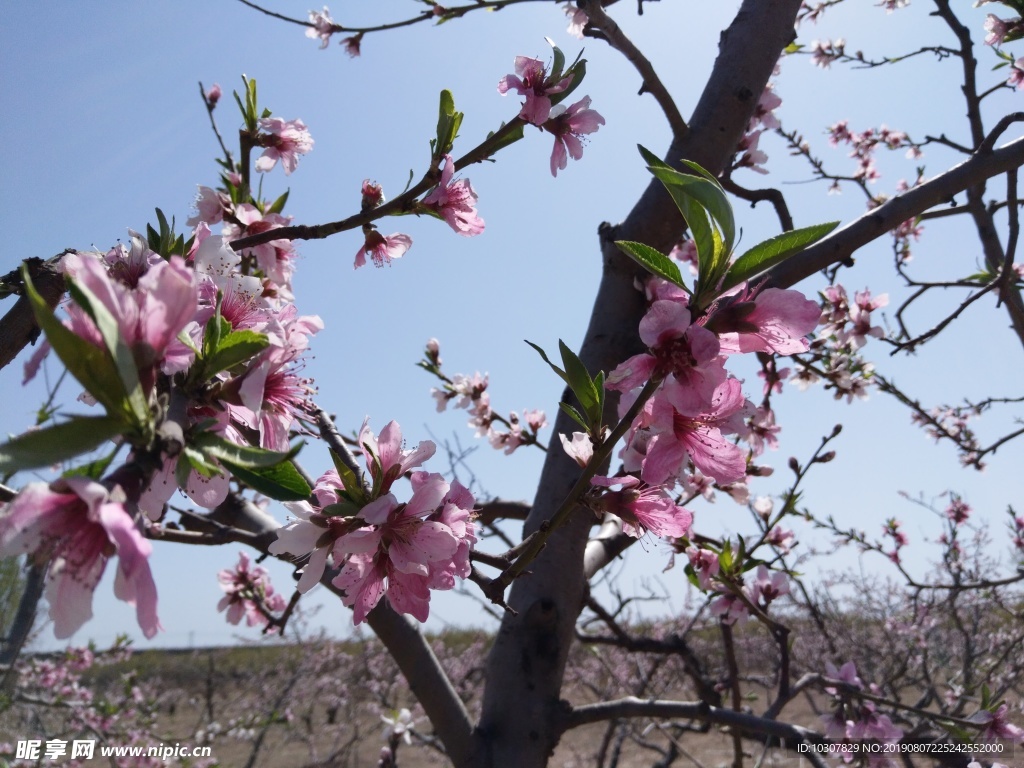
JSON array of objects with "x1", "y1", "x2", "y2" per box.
[
  {"x1": 669, "y1": 192, "x2": 715, "y2": 284},
  {"x1": 203, "y1": 330, "x2": 270, "y2": 377},
  {"x1": 722, "y1": 221, "x2": 840, "y2": 292},
  {"x1": 548, "y1": 37, "x2": 566, "y2": 81},
  {"x1": 614, "y1": 241, "x2": 688, "y2": 290},
  {"x1": 192, "y1": 432, "x2": 299, "y2": 469},
  {"x1": 329, "y1": 449, "x2": 367, "y2": 504},
  {"x1": 593, "y1": 371, "x2": 606, "y2": 425},
  {"x1": 202, "y1": 312, "x2": 228, "y2": 360},
  {"x1": 225, "y1": 459, "x2": 311, "y2": 501},
  {"x1": 551, "y1": 60, "x2": 586, "y2": 107},
  {"x1": 649, "y1": 166, "x2": 735, "y2": 252},
  {"x1": 559, "y1": 340, "x2": 598, "y2": 417},
  {"x1": 637, "y1": 144, "x2": 671, "y2": 171},
  {"x1": 525, "y1": 340, "x2": 570, "y2": 387},
  {"x1": 267, "y1": 189, "x2": 290, "y2": 215},
  {"x1": 63, "y1": 444, "x2": 120, "y2": 480},
  {"x1": 558, "y1": 402, "x2": 590, "y2": 432},
  {"x1": 0, "y1": 416, "x2": 125, "y2": 474}
]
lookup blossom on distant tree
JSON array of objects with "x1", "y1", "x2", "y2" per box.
[
  {"x1": 563, "y1": 3, "x2": 588, "y2": 38},
  {"x1": 217, "y1": 551, "x2": 287, "y2": 629}
]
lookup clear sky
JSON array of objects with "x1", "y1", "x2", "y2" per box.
[{"x1": 1, "y1": 0, "x2": 1021, "y2": 651}]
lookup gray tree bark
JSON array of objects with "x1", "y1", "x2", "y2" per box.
[{"x1": 474, "y1": 3, "x2": 804, "y2": 765}]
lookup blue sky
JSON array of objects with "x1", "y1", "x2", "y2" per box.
[{"x1": 2, "y1": 1, "x2": 1022, "y2": 650}]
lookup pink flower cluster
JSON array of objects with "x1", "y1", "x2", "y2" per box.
[
  {"x1": 498, "y1": 56, "x2": 605, "y2": 176},
  {"x1": 136, "y1": 233, "x2": 320, "y2": 518},
  {"x1": 734, "y1": 76, "x2": 782, "y2": 174},
  {"x1": 819, "y1": 284, "x2": 888, "y2": 350},
  {"x1": 827, "y1": 121, "x2": 921, "y2": 185},
  {"x1": 608, "y1": 282, "x2": 819, "y2": 491},
  {"x1": 821, "y1": 661, "x2": 904, "y2": 766},
  {"x1": 217, "y1": 551, "x2": 288, "y2": 630},
  {"x1": 420, "y1": 154, "x2": 485, "y2": 237},
  {"x1": 882, "y1": 518, "x2": 908, "y2": 564},
  {"x1": 428, "y1": 343, "x2": 547, "y2": 455},
  {"x1": 269, "y1": 421, "x2": 477, "y2": 623},
  {"x1": 810, "y1": 38, "x2": 846, "y2": 68}
]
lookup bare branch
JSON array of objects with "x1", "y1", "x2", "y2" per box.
[
  {"x1": 560, "y1": 696, "x2": 831, "y2": 768},
  {"x1": 580, "y1": 0, "x2": 688, "y2": 139},
  {"x1": 765, "y1": 136, "x2": 1024, "y2": 289}
]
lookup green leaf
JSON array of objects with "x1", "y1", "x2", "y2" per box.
[
  {"x1": 267, "y1": 189, "x2": 290, "y2": 215},
  {"x1": 202, "y1": 312, "x2": 228, "y2": 361},
  {"x1": 551, "y1": 60, "x2": 586, "y2": 107},
  {"x1": 558, "y1": 402, "x2": 590, "y2": 432},
  {"x1": 670, "y1": 192, "x2": 715, "y2": 283},
  {"x1": 485, "y1": 121, "x2": 525, "y2": 154},
  {"x1": 203, "y1": 330, "x2": 270, "y2": 377},
  {"x1": 559, "y1": 339, "x2": 599, "y2": 420},
  {"x1": 23, "y1": 267, "x2": 136, "y2": 422},
  {"x1": 62, "y1": 444, "x2": 120, "y2": 481},
  {"x1": 548, "y1": 37, "x2": 566, "y2": 81},
  {"x1": 225, "y1": 459, "x2": 311, "y2": 501},
  {"x1": 614, "y1": 241, "x2": 689, "y2": 291},
  {"x1": 649, "y1": 166, "x2": 735, "y2": 253},
  {"x1": 637, "y1": 144, "x2": 671, "y2": 171},
  {"x1": 722, "y1": 221, "x2": 840, "y2": 292},
  {"x1": 329, "y1": 449, "x2": 367, "y2": 505},
  {"x1": 192, "y1": 432, "x2": 300, "y2": 469},
  {"x1": 434, "y1": 89, "x2": 464, "y2": 159},
  {"x1": 0, "y1": 416, "x2": 125, "y2": 474},
  {"x1": 593, "y1": 370, "x2": 606, "y2": 424},
  {"x1": 525, "y1": 340, "x2": 570, "y2": 387}
]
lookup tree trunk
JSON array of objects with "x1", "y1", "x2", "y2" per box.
[{"x1": 475, "y1": 3, "x2": 803, "y2": 766}]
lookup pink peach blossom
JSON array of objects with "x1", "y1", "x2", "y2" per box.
[
  {"x1": 354, "y1": 231, "x2": 413, "y2": 269},
  {"x1": 545, "y1": 96, "x2": 605, "y2": 177},
  {"x1": 255, "y1": 117, "x2": 314, "y2": 175},
  {"x1": 421, "y1": 154, "x2": 485, "y2": 236},
  {"x1": 0, "y1": 478, "x2": 160, "y2": 639}
]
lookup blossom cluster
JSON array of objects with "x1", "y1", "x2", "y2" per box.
[
  {"x1": 2, "y1": 107, "x2": 320, "y2": 640},
  {"x1": 425, "y1": 339, "x2": 548, "y2": 455},
  {"x1": 826, "y1": 121, "x2": 922, "y2": 187},
  {"x1": 821, "y1": 661, "x2": 905, "y2": 767},
  {"x1": 269, "y1": 420, "x2": 477, "y2": 623},
  {"x1": 793, "y1": 283, "x2": 887, "y2": 403},
  {"x1": 608, "y1": 279, "x2": 819, "y2": 492},
  {"x1": 734, "y1": 70, "x2": 783, "y2": 175},
  {"x1": 498, "y1": 55, "x2": 605, "y2": 176},
  {"x1": 217, "y1": 551, "x2": 288, "y2": 629}
]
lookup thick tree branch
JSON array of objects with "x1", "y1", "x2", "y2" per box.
[
  {"x1": 764, "y1": 136, "x2": 1024, "y2": 289},
  {"x1": 0, "y1": 254, "x2": 68, "y2": 374},
  {"x1": 478, "y1": 3, "x2": 804, "y2": 766}
]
